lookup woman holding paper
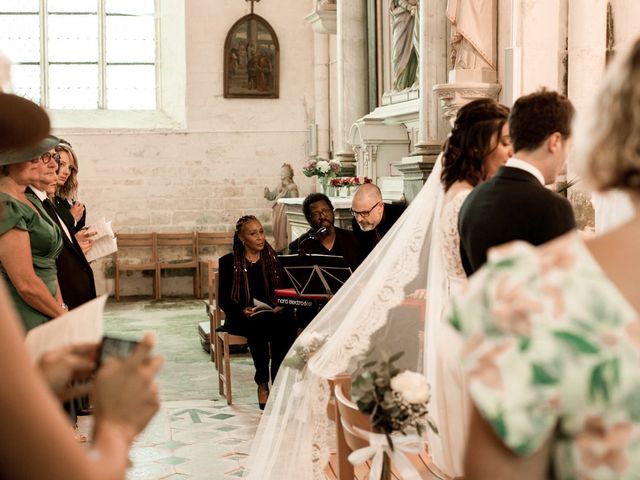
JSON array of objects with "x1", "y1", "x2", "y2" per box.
[
  {"x1": 0, "y1": 91, "x2": 163, "y2": 479},
  {"x1": 0, "y1": 134, "x2": 66, "y2": 330},
  {"x1": 54, "y1": 139, "x2": 85, "y2": 232},
  {"x1": 55, "y1": 139, "x2": 96, "y2": 254},
  {"x1": 218, "y1": 215, "x2": 297, "y2": 409}
]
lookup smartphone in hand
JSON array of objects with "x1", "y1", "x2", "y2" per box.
[{"x1": 97, "y1": 335, "x2": 140, "y2": 367}]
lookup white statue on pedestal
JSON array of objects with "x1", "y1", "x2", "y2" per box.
[
  {"x1": 446, "y1": 0, "x2": 496, "y2": 79},
  {"x1": 390, "y1": 0, "x2": 419, "y2": 91}
]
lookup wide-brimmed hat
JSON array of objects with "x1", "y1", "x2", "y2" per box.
[
  {"x1": 0, "y1": 134, "x2": 60, "y2": 166},
  {"x1": 0, "y1": 93, "x2": 51, "y2": 151}
]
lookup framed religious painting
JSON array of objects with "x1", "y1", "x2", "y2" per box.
[{"x1": 224, "y1": 14, "x2": 279, "y2": 98}]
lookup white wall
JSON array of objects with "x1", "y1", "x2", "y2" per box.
[{"x1": 52, "y1": 0, "x2": 318, "y2": 296}]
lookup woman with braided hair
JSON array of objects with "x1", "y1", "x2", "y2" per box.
[{"x1": 218, "y1": 215, "x2": 297, "y2": 409}]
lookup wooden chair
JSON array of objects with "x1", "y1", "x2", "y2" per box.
[
  {"x1": 203, "y1": 258, "x2": 220, "y2": 364},
  {"x1": 212, "y1": 271, "x2": 248, "y2": 404},
  {"x1": 114, "y1": 232, "x2": 158, "y2": 301},
  {"x1": 333, "y1": 383, "x2": 452, "y2": 480},
  {"x1": 157, "y1": 232, "x2": 198, "y2": 299},
  {"x1": 196, "y1": 231, "x2": 234, "y2": 302},
  {"x1": 325, "y1": 374, "x2": 365, "y2": 480}
]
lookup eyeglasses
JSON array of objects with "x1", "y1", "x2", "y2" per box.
[
  {"x1": 310, "y1": 208, "x2": 334, "y2": 221},
  {"x1": 350, "y1": 201, "x2": 381, "y2": 218},
  {"x1": 32, "y1": 152, "x2": 61, "y2": 165}
]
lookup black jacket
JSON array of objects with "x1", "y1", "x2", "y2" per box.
[
  {"x1": 288, "y1": 226, "x2": 362, "y2": 272},
  {"x1": 351, "y1": 202, "x2": 406, "y2": 257},
  {"x1": 27, "y1": 189, "x2": 96, "y2": 309},
  {"x1": 458, "y1": 166, "x2": 576, "y2": 276}
]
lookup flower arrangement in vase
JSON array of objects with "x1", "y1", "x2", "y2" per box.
[
  {"x1": 303, "y1": 157, "x2": 342, "y2": 195},
  {"x1": 349, "y1": 351, "x2": 437, "y2": 480},
  {"x1": 330, "y1": 176, "x2": 373, "y2": 197}
]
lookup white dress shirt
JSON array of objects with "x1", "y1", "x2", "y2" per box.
[{"x1": 505, "y1": 158, "x2": 545, "y2": 186}]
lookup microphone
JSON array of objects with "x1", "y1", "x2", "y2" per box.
[
  {"x1": 308, "y1": 226, "x2": 328, "y2": 239},
  {"x1": 298, "y1": 226, "x2": 329, "y2": 254}
]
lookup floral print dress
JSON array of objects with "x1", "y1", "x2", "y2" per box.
[{"x1": 449, "y1": 232, "x2": 640, "y2": 480}]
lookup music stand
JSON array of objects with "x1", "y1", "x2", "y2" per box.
[{"x1": 278, "y1": 254, "x2": 352, "y2": 297}]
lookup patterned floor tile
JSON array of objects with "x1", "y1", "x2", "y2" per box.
[{"x1": 156, "y1": 456, "x2": 189, "y2": 465}]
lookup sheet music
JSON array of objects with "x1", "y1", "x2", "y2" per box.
[
  {"x1": 85, "y1": 218, "x2": 118, "y2": 262},
  {"x1": 24, "y1": 295, "x2": 108, "y2": 362},
  {"x1": 89, "y1": 217, "x2": 113, "y2": 240}
]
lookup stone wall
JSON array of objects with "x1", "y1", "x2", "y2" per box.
[{"x1": 52, "y1": 0, "x2": 318, "y2": 297}]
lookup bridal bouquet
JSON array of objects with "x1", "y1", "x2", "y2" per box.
[
  {"x1": 282, "y1": 331, "x2": 327, "y2": 371},
  {"x1": 351, "y1": 352, "x2": 437, "y2": 437},
  {"x1": 349, "y1": 352, "x2": 437, "y2": 480}
]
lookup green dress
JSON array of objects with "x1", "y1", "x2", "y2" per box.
[
  {"x1": 0, "y1": 192, "x2": 63, "y2": 331},
  {"x1": 450, "y1": 233, "x2": 640, "y2": 479}
]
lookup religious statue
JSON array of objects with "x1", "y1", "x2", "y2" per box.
[
  {"x1": 264, "y1": 163, "x2": 299, "y2": 252},
  {"x1": 446, "y1": 0, "x2": 496, "y2": 73},
  {"x1": 389, "y1": 0, "x2": 419, "y2": 91}
]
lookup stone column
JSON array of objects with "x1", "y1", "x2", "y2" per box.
[
  {"x1": 313, "y1": 32, "x2": 331, "y2": 160},
  {"x1": 567, "y1": 0, "x2": 607, "y2": 110},
  {"x1": 399, "y1": 0, "x2": 449, "y2": 202},
  {"x1": 335, "y1": 0, "x2": 368, "y2": 173}
]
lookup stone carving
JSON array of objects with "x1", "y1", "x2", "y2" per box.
[
  {"x1": 390, "y1": 0, "x2": 419, "y2": 91},
  {"x1": 446, "y1": 0, "x2": 496, "y2": 78},
  {"x1": 264, "y1": 163, "x2": 299, "y2": 252}
]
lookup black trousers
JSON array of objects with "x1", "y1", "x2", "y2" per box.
[{"x1": 243, "y1": 311, "x2": 297, "y2": 385}]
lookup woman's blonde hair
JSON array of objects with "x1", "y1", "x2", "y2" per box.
[
  {"x1": 55, "y1": 139, "x2": 79, "y2": 200},
  {"x1": 575, "y1": 37, "x2": 640, "y2": 192}
]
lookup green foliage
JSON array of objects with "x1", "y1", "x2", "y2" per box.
[
  {"x1": 350, "y1": 351, "x2": 436, "y2": 437},
  {"x1": 553, "y1": 330, "x2": 599, "y2": 354},
  {"x1": 589, "y1": 358, "x2": 620, "y2": 403}
]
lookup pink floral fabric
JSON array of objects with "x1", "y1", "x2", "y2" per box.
[{"x1": 449, "y1": 232, "x2": 640, "y2": 479}]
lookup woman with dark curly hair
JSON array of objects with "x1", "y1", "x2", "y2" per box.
[
  {"x1": 218, "y1": 215, "x2": 297, "y2": 409},
  {"x1": 425, "y1": 97, "x2": 512, "y2": 477}
]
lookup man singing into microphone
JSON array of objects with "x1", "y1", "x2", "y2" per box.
[{"x1": 288, "y1": 193, "x2": 362, "y2": 272}]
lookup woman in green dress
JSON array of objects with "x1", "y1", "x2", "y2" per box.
[{"x1": 0, "y1": 135, "x2": 65, "y2": 331}]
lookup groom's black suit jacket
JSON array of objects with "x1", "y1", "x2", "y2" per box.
[
  {"x1": 26, "y1": 188, "x2": 96, "y2": 309},
  {"x1": 458, "y1": 166, "x2": 576, "y2": 276}
]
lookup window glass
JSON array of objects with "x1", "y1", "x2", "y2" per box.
[
  {"x1": 11, "y1": 65, "x2": 41, "y2": 103},
  {"x1": 0, "y1": 0, "x2": 38, "y2": 13},
  {"x1": 49, "y1": 64, "x2": 99, "y2": 109},
  {"x1": 0, "y1": 15, "x2": 41, "y2": 63},
  {"x1": 105, "y1": 0, "x2": 155, "y2": 15},
  {"x1": 106, "y1": 64, "x2": 155, "y2": 110},
  {"x1": 48, "y1": 14, "x2": 99, "y2": 62},
  {"x1": 48, "y1": 0, "x2": 97, "y2": 13},
  {"x1": 106, "y1": 15, "x2": 155, "y2": 63}
]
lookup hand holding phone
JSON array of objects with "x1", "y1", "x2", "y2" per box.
[{"x1": 97, "y1": 335, "x2": 140, "y2": 367}]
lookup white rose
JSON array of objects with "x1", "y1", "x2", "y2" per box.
[
  {"x1": 390, "y1": 370, "x2": 430, "y2": 404},
  {"x1": 316, "y1": 160, "x2": 330, "y2": 174}
]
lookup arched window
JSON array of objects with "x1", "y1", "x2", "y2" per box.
[{"x1": 224, "y1": 14, "x2": 279, "y2": 98}]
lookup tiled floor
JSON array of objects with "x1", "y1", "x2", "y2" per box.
[{"x1": 80, "y1": 298, "x2": 264, "y2": 479}]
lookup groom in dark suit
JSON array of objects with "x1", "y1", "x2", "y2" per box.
[{"x1": 458, "y1": 89, "x2": 577, "y2": 276}]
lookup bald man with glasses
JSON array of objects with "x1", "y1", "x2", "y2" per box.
[{"x1": 351, "y1": 183, "x2": 405, "y2": 257}]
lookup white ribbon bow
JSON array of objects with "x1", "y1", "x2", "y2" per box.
[{"x1": 347, "y1": 428, "x2": 424, "y2": 480}]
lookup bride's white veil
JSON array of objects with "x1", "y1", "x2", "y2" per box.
[{"x1": 245, "y1": 156, "x2": 447, "y2": 479}]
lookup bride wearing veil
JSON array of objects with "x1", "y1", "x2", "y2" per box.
[{"x1": 245, "y1": 98, "x2": 511, "y2": 479}]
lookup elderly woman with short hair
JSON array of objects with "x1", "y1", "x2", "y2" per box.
[{"x1": 0, "y1": 135, "x2": 66, "y2": 330}]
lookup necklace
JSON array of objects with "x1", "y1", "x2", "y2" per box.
[{"x1": 245, "y1": 254, "x2": 260, "y2": 264}]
